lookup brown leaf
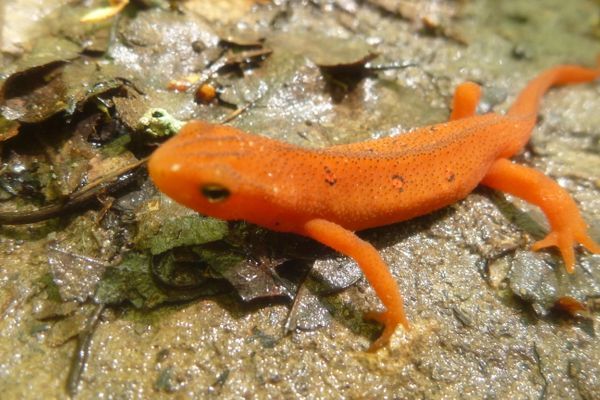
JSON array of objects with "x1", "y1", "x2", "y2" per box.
[
  {"x1": 0, "y1": 61, "x2": 126, "y2": 123},
  {"x1": 554, "y1": 296, "x2": 587, "y2": 316},
  {"x1": 0, "y1": 116, "x2": 19, "y2": 141}
]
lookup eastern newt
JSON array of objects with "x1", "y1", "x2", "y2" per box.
[{"x1": 148, "y1": 62, "x2": 600, "y2": 351}]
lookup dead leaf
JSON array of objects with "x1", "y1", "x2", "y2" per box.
[
  {"x1": 0, "y1": 115, "x2": 20, "y2": 141},
  {"x1": 47, "y1": 241, "x2": 112, "y2": 302},
  {"x1": 285, "y1": 281, "x2": 332, "y2": 332},
  {"x1": 184, "y1": 0, "x2": 269, "y2": 23},
  {"x1": 80, "y1": 0, "x2": 130, "y2": 23},
  {"x1": 198, "y1": 246, "x2": 293, "y2": 301},
  {"x1": 0, "y1": 61, "x2": 126, "y2": 123},
  {"x1": 554, "y1": 296, "x2": 588, "y2": 316},
  {"x1": 508, "y1": 251, "x2": 600, "y2": 316}
]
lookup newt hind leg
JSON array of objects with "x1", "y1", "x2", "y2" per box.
[
  {"x1": 303, "y1": 218, "x2": 409, "y2": 351},
  {"x1": 481, "y1": 158, "x2": 600, "y2": 272},
  {"x1": 450, "y1": 81, "x2": 482, "y2": 120}
]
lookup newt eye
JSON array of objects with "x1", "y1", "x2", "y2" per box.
[{"x1": 200, "y1": 184, "x2": 230, "y2": 203}]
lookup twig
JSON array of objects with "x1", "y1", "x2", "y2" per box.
[{"x1": 0, "y1": 157, "x2": 148, "y2": 225}]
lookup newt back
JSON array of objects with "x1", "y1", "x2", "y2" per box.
[{"x1": 149, "y1": 113, "x2": 529, "y2": 232}]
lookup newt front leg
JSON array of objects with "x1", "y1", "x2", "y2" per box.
[
  {"x1": 303, "y1": 219, "x2": 409, "y2": 351},
  {"x1": 482, "y1": 158, "x2": 600, "y2": 271}
]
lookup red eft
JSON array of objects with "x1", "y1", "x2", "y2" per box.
[{"x1": 148, "y1": 62, "x2": 600, "y2": 351}]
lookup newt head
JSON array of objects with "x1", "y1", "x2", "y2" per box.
[{"x1": 148, "y1": 120, "x2": 290, "y2": 225}]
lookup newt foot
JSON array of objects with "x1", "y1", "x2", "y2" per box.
[
  {"x1": 364, "y1": 310, "x2": 410, "y2": 352},
  {"x1": 532, "y1": 228, "x2": 600, "y2": 273}
]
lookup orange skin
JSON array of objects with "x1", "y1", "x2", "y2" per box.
[{"x1": 149, "y1": 63, "x2": 600, "y2": 351}]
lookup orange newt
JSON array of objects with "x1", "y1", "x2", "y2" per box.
[{"x1": 148, "y1": 62, "x2": 600, "y2": 351}]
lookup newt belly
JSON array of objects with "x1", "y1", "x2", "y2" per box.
[{"x1": 149, "y1": 62, "x2": 600, "y2": 351}]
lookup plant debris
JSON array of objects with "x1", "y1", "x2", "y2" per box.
[
  {"x1": 80, "y1": 0, "x2": 130, "y2": 23},
  {"x1": 0, "y1": 60, "x2": 126, "y2": 123},
  {"x1": 508, "y1": 251, "x2": 600, "y2": 316},
  {"x1": 0, "y1": 115, "x2": 20, "y2": 141},
  {"x1": 0, "y1": 157, "x2": 146, "y2": 225},
  {"x1": 94, "y1": 252, "x2": 225, "y2": 308},
  {"x1": 136, "y1": 213, "x2": 228, "y2": 255},
  {"x1": 198, "y1": 246, "x2": 293, "y2": 302}
]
